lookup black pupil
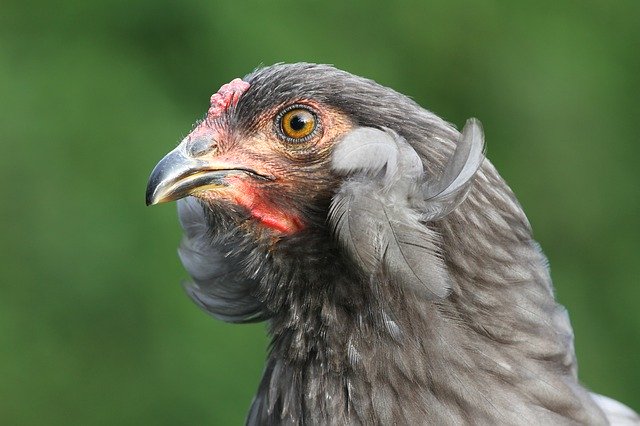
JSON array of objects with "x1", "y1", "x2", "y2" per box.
[{"x1": 289, "y1": 114, "x2": 307, "y2": 132}]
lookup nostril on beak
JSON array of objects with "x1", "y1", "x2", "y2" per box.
[{"x1": 187, "y1": 136, "x2": 217, "y2": 157}]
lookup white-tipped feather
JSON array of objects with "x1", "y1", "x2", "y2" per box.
[{"x1": 590, "y1": 393, "x2": 640, "y2": 425}]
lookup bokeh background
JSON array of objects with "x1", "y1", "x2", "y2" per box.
[{"x1": 1, "y1": 0, "x2": 639, "y2": 424}]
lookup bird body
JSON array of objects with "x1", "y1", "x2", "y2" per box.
[{"x1": 147, "y1": 63, "x2": 639, "y2": 425}]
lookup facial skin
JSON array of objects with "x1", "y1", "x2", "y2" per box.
[{"x1": 146, "y1": 80, "x2": 355, "y2": 236}]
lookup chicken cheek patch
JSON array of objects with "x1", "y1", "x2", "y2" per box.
[
  {"x1": 208, "y1": 78, "x2": 250, "y2": 119},
  {"x1": 232, "y1": 182, "x2": 303, "y2": 234}
]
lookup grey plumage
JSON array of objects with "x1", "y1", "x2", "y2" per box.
[
  {"x1": 422, "y1": 118, "x2": 486, "y2": 221},
  {"x1": 329, "y1": 119, "x2": 486, "y2": 300},
  {"x1": 330, "y1": 127, "x2": 450, "y2": 299},
  {"x1": 152, "y1": 63, "x2": 638, "y2": 425},
  {"x1": 178, "y1": 196, "x2": 269, "y2": 323}
]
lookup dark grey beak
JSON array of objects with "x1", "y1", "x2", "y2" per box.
[{"x1": 145, "y1": 148, "x2": 230, "y2": 206}]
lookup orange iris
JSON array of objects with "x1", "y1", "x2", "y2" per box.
[{"x1": 280, "y1": 108, "x2": 316, "y2": 140}]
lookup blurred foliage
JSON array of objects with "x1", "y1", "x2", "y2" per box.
[{"x1": 1, "y1": 0, "x2": 638, "y2": 424}]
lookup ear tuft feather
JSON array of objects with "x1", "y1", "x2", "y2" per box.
[
  {"x1": 422, "y1": 118, "x2": 486, "y2": 220},
  {"x1": 330, "y1": 128, "x2": 450, "y2": 299},
  {"x1": 331, "y1": 127, "x2": 399, "y2": 180}
]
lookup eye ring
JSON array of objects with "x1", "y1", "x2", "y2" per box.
[{"x1": 275, "y1": 104, "x2": 319, "y2": 143}]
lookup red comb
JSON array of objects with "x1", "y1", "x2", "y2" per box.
[{"x1": 208, "y1": 78, "x2": 250, "y2": 118}]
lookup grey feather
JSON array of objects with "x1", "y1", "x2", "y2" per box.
[
  {"x1": 331, "y1": 127, "x2": 400, "y2": 181},
  {"x1": 177, "y1": 197, "x2": 269, "y2": 323},
  {"x1": 422, "y1": 118, "x2": 486, "y2": 221},
  {"x1": 330, "y1": 127, "x2": 449, "y2": 299},
  {"x1": 332, "y1": 127, "x2": 423, "y2": 188},
  {"x1": 590, "y1": 393, "x2": 640, "y2": 425}
]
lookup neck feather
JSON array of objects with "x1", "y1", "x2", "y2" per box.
[{"x1": 247, "y1": 163, "x2": 606, "y2": 425}]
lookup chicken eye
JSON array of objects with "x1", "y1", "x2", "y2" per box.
[{"x1": 278, "y1": 107, "x2": 317, "y2": 142}]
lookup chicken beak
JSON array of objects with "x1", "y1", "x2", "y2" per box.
[{"x1": 145, "y1": 147, "x2": 231, "y2": 206}]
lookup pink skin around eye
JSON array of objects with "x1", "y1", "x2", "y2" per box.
[
  {"x1": 207, "y1": 78, "x2": 250, "y2": 119},
  {"x1": 198, "y1": 78, "x2": 304, "y2": 234}
]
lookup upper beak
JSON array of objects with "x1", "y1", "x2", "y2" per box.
[
  {"x1": 145, "y1": 147, "x2": 232, "y2": 206},
  {"x1": 146, "y1": 139, "x2": 274, "y2": 206}
]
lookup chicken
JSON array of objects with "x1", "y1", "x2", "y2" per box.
[{"x1": 146, "y1": 63, "x2": 639, "y2": 425}]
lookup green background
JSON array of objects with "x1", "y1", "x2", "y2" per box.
[{"x1": 1, "y1": 1, "x2": 638, "y2": 424}]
